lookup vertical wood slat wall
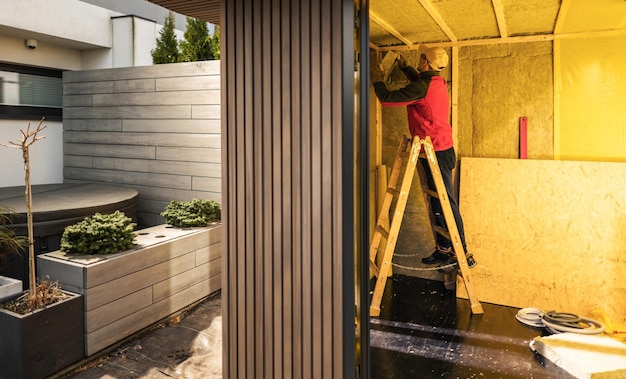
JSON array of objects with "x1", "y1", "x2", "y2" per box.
[{"x1": 222, "y1": 0, "x2": 355, "y2": 378}]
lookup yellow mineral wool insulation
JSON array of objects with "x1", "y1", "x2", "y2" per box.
[
  {"x1": 378, "y1": 51, "x2": 398, "y2": 82},
  {"x1": 369, "y1": 0, "x2": 447, "y2": 45},
  {"x1": 369, "y1": 0, "x2": 626, "y2": 50},
  {"x1": 530, "y1": 333, "x2": 626, "y2": 379},
  {"x1": 502, "y1": 0, "x2": 561, "y2": 36}
]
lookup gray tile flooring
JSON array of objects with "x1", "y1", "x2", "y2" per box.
[{"x1": 58, "y1": 292, "x2": 222, "y2": 379}]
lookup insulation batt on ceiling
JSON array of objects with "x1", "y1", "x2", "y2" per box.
[{"x1": 369, "y1": 0, "x2": 621, "y2": 48}]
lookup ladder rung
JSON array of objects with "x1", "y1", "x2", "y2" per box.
[
  {"x1": 386, "y1": 187, "x2": 399, "y2": 197},
  {"x1": 434, "y1": 225, "x2": 450, "y2": 240},
  {"x1": 375, "y1": 225, "x2": 389, "y2": 240},
  {"x1": 369, "y1": 259, "x2": 380, "y2": 277},
  {"x1": 425, "y1": 189, "x2": 438, "y2": 198}
]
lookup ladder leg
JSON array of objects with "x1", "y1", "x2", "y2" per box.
[
  {"x1": 376, "y1": 165, "x2": 392, "y2": 277},
  {"x1": 369, "y1": 233, "x2": 396, "y2": 317},
  {"x1": 370, "y1": 138, "x2": 422, "y2": 317},
  {"x1": 422, "y1": 137, "x2": 483, "y2": 315},
  {"x1": 369, "y1": 137, "x2": 410, "y2": 274}
]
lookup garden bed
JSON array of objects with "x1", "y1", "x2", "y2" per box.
[{"x1": 37, "y1": 223, "x2": 221, "y2": 356}]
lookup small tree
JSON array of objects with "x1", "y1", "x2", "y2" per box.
[
  {"x1": 151, "y1": 11, "x2": 179, "y2": 64},
  {"x1": 179, "y1": 17, "x2": 214, "y2": 62},
  {"x1": 1, "y1": 119, "x2": 46, "y2": 308}
]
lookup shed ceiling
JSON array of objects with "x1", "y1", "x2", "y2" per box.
[
  {"x1": 370, "y1": 0, "x2": 626, "y2": 50},
  {"x1": 148, "y1": 0, "x2": 626, "y2": 51}
]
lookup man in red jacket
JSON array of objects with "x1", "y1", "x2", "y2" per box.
[{"x1": 371, "y1": 45, "x2": 476, "y2": 269}]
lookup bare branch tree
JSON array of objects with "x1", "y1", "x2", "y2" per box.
[{"x1": 1, "y1": 117, "x2": 47, "y2": 308}]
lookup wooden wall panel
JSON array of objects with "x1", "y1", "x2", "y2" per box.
[
  {"x1": 63, "y1": 61, "x2": 221, "y2": 226},
  {"x1": 459, "y1": 157, "x2": 626, "y2": 325},
  {"x1": 222, "y1": 0, "x2": 356, "y2": 378}
]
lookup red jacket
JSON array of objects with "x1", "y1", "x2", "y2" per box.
[{"x1": 374, "y1": 70, "x2": 453, "y2": 151}]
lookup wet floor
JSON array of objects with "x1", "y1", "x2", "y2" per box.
[{"x1": 369, "y1": 274, "x2": 576, "y2": 379}]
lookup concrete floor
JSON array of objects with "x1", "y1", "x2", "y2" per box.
[
  {"x1": 370, "y1": 275, "x2": 576, "y2": 379},
  {"x1": 58, "y1": 291, "x2": 222, "y2": 379}
]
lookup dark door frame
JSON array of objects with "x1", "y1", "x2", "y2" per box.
[{"x1": 353, "y1": 0, "x2": 371, "y2": 378}]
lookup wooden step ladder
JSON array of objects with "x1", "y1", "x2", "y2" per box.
[{"x1": 369, "y1": 135, "x2": 483, "y2": 317}]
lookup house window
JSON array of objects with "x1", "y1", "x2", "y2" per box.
[{"x1": 0, "y1": 63, "x2": 63, "y2": 121}]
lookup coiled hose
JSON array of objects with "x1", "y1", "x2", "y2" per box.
[{"x1": 516, "y1": 308, "x2": 605, "y2": 334}]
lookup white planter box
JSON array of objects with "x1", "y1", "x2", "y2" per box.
[
  {"x1": 37, "y1": 223, "x2": 222, "y2": 356},
  {"x1": 0, "y1": 276, "x2": 22, "y2": 303}
]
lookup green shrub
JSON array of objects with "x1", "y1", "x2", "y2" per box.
[
  {"x1": 160, "y1": 199, "x2": 221, "y2": 227},
  {"x1": 0, "y1": 207, "x2": 27, "y2": 269},
  {"x1": 60, "y1": 211, "x2": 136, "y2": 255}
]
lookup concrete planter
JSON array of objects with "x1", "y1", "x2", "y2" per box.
[
  {"x1": 37, "y1": 223, "x2": 222, "y2": 356},
  {"x1": 0, "y1": 276, "x2": 22, "y2": 303},
  {"x1": 0, "y1": 291, "x2": 84, "y2": 379}
]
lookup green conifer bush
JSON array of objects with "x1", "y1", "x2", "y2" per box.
[
  {"x1": 160, "y1": 199, "x2": 221, "y2": 228},
  {"x1": 60, "y1": 211, "x2": 136, "y2": 255}
]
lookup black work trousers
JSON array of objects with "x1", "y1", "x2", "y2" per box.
[{"x1": 418, "y1": 146, "x2": 467, "y2": 252}]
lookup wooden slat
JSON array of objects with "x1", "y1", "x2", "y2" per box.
[
  {"x1": 147, "y1": 0, "x2": 221, "y2": 25},
  {"x1": 222, "y1": 0, "x2": 233, "y2": 377},
  {"x1": 252, "y1": 0, "x2": 265, "y2": 376},
  {"x1": 300, "y1": 0, "x2": 313, "y2": 375},
  {"x1": 417, "y1": 0, "x2": 458, "y2": 42},
  {"x1": 369, "y1": 10, "x2": 413, "y2": 47},
  {"x1": 223, "y1": 0, "x2": 355, "y2": 377},
  {"x1": 289, "y1": 0, "x2": 303, "y2": 376},
  {"x1": 271, "y1": 1, "x2": 285, "y2": 377},
  {"x1": 491, "y1": 0, "x2": 508, "y2": 39}
]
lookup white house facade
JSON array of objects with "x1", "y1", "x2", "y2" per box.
[{"x1": 0, "y1": 0, "x2": 189, "y2": 187}]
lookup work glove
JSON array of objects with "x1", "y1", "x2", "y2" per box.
[
  {"x1": 397, "y1": 54, "x2": 409, "y2": 70},
  {"x1": 371, "y1": 66, "x2": 384, "y2": 83}
]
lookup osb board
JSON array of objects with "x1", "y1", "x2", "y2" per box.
[{"x1": 458, "y1": 158, "x2": 626, "y2": 324}]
